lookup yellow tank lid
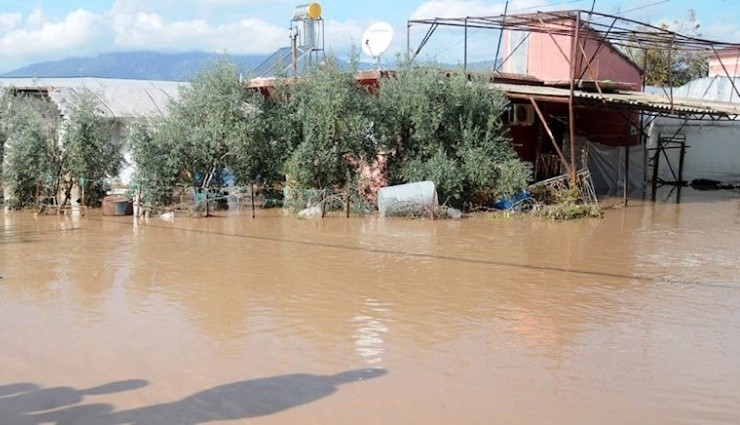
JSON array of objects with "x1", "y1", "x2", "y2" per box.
[{"x1": 307, "y1": 3, "x2": 321, "y2": 19}]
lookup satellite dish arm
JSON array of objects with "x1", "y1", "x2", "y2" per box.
[{"x1": 365, "y1": 38, "x2": 376, "y2": 58}]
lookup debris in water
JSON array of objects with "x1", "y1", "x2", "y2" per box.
[
  {"x1": 159, "y1": 211, "x2": 175, "y2": 221},
  {"x1": 446, "y1": 207, "x2": 462, "y2": 220},
  {"x1": 298, "y1": 205, "x2": 323, "y2": 219}
]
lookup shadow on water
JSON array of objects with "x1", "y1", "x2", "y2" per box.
[{"x1": 0, "y1": 369, "x2": 387, "y2": 425}]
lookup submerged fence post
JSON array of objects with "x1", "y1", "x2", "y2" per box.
[
  {"x1": 431, "y1": 190, "x2": 436, "y2": 221},
  {"x1": 204, "y1": 188, "x2": 210, "y2": 217},
  {"x1": 345, "y1": 191, "x2": 350, "y2": 218},
  {"x1": 251, "y1": 182, "x2": 256, "y2": 219}
]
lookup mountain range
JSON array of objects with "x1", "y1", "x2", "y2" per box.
[
  {"x1": 2, "y1": 51, "x2": 499, "y2": 82},
  {"x1": 1, "y1": 51, "x2": 271, "y2": 81}
]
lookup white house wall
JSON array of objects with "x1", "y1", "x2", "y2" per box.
[{"x1": 649, "y1": 119, "x2": 740, "y2": 182}]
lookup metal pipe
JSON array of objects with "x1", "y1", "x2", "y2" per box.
[
  {"x1": 539, "y1": 17, "x2": 571, "y2": 63},
  {"x1": 711, "y1": 45, "x2": 740, "y2": 102},
  {"x1": 623, "y1": 132, "x2": 630, "y2": 206},
  {"x1": 576, "y1": 18, "x2": 618, "y2": 82},
  {"x1": 578, "y1": 40, "x2": 603, "y2": 96},
  {"x1": 407, "y1": 22, "x2": 411, "y2": 60},
  {"x1": 291, "y1": 29, "x2": 298, "y2": 77},
  {"x1": 529, "y1": 97, "x2": 572, "y2": 176},
  {"x1": 493, "y1": 0, "x2": 509, "y2": 72},
  {"x1": 568, "y1": 12, "x2": 581, "y2": 182},
  {"x1": 677, "y1": 139, "x2": 686, "y2": 186},
  {"x1": 464, "y1": 17, "x2": 468, "y2": 73}
]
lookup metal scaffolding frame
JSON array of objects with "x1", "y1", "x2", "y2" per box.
[{"x1": 407, "y1": 9, "x2": 740, "y2": 203}]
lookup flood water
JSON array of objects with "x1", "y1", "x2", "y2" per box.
[{"x1": 1, "y1": 187, "x2": 739, "y2": 424}]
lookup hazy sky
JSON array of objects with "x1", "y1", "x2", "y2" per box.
[{"x1": 0, "y1": 0, "x2": 736, "y2": 73}]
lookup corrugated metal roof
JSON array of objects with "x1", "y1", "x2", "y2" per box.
[
  {"x1": 492, "y1": 82, "x2": 740, "y2": 118},
  {"x1": 0, "y1": 77, "x2": 184, "y2": 118}
]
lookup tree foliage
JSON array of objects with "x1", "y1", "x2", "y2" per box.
[
  {"x1": 63, "y1": 88, "x2": 122, "y2": 205},
  {"x1": 127, "y1": 58, "x2": 531, "y2": 212},
  {"x1": 2, "y1": 57, "x2": 532, "y2": 213},
  {"x1": 375, "y1": 65, "x2": 531, "y2": 207},
  {"x1": 628, "y1": 10, "x2": 708, "y2": 87},
  {"x1": 127, "y1": 58, "x2": 280, "y2": 205},
  {"x1": 0, "y1": 94, "x2": 61, "y2": 208},
  {"x1": 0, "y1": 88, "x2": 123, "y2": 209},
  {"x1": 283, "y1": 59, "x2": 374, "y2": 191}
]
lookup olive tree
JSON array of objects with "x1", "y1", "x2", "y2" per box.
[
  {"x1": 128, "y1": 58, "x2": 278, "y2": 206},
  {"x1": 62, "y1": 88, "x2": 122, "y2": 206},
  {"x1": 282, "y1": 59, "x2": 375, "y2": 193},
  {"x1": 0, "y1": 94, "x2": 61, "y2": 208},
  {"x1": 375, "y1": 65, "x2": 531, "y2": 208}
]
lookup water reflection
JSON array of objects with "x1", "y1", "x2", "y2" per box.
[
  {"x1": 352, "y1": 298, "x2": 391, "y2": 364},
  {"x1": 1, "y1": 188, "x2": 739, "y2": 423}
]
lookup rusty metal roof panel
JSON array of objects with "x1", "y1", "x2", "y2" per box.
[{"x1": 490, "y1": 82, "x2": 740, "y2": 118}]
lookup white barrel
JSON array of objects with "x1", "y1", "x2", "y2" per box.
[{"x1": 377, "y1": 181, "x2": 438, "y2": 217}]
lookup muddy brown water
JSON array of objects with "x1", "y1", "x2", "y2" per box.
[{"x1": 1, "y1": 187, "x2": 739, "y2": 424}]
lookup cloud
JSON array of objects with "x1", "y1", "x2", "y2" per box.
[
  {"x1": 410, "y1": 0, "x2": 549, "y2": 20},
  {"x1": 200, "y1": 0, "x2": 293, "y2": 4},
  {"x1": 0, "y1": 13, "x2": 23, "y2": 35},
  {"x1": 705, "y1": 23, "x2": 740, "y2": 43},
  {"x1": 0, "y1": 2, "x2": 369, "y2": 73},
  {"x1": 325, "y1": 19, "x2": 367, "y2": 53},
  {"x1": 111, "y1": 11, "x2": 288, "y2": 54},
  {"x1": 0, "y1": 9, "x2": 106, "y2": 70}
]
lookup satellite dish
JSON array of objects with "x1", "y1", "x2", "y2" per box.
[{"x1": 361, "y1": 21, "x2": 394, "y2": 59}]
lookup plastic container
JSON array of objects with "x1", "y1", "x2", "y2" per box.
[{"x1": 377, "y1": 181, "x2": 438, "y2": 217}]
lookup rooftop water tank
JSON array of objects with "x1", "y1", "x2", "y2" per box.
[{"x1": 293, "y1": 3, "x2": 322, "y2": 21}]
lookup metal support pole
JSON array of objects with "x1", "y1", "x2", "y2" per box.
[
  {"x1": 567, "y1": 12, "x2": 581, "y2": 183},
  {"x1": 624, "y1": 141, "x2": 630, "y2": 206},
  {"x1": 494, "y1": 1, "x2": 509, "y2": 71},
  {"x1": 406, "y1": 22, "x2": 411, "y2": 60},
  {"x1": 650, "y1": 138, "x2": 661, "y2": 200},
  {"x1": 539, "y1": 17, "x2": 571, "y2": 64},
  {"x1": 678, "y1": 140, "x2": 686, "y2": 186},
  {"x1": 576, "y1": 18, "x2": 617, "y2": 82},
  {"x1": 529, "y1": 97, "x2": 573, "y2": 176},
  {"x1": 711, "y1": 45, "x2": 740, "y2": 101},
  {"x1": 578, "y1": 41, "x2": 603, "y2": 95},
  {"x1": 463, "y1": 17, "x2": 468, "y2": 73},
  {"x1": 291, "y1": 29, "x2": 298, "y2": 77},
  {"x1": 668, "y1": 37, "x2": 674, "y2": 109}
]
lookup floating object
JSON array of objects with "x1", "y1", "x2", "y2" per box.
[
  {"x1": 102, "y1": 195, "x2": 133, "y2": 216},
  {"x1": 159, "y1": 211, "x2": 175, "y2": 221},
  {"x1": 297, "y1": 205, "x2": 323, "y2": 219},
  {"x1": 493, "y1": 190, "x2": 535, "y2": 212},
  {"x1": 377, "y1": 181, "x2": 437, "y2": 217},
  {"x1": 446, "y1": 207, "x2": 462, "y2": 220}
]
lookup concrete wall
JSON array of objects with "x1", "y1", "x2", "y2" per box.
[{"x1": 649, "y1": 119, "x2": 740, "y2": 182}]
